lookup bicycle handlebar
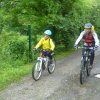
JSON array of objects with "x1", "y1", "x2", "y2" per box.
[
  {"x1": 33, "y1": 49, "x2": 53, "y2": 53},
  {"x1": 76, "y1": 46, "x2": 97, "y2": 50},
  {"x1": 33, "y1": 49, "x2": 46, "y2": 52}
]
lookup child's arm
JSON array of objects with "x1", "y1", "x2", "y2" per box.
[
  {"x1": 35, "y1": 38, "x2": 43, "y2": 49},
  {"x1": 50, "y1": 39, "x2": 55, "y2": 51}
]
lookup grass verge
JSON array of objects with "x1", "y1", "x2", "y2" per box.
[{"x1": 0, "y1": 48, "x2": 75, "y2": 91}]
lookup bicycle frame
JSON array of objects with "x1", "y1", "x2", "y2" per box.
[
  {"x1": 37, "y1": 57, "x2": 43, "y2": 70},
  {"x1": 82, "y1": 46, "x2": 95, "y2": 63},
  {"x1": 78, "y1": 46, "x2": 95, "y2": 84},
  {"x1": 83, "y1": 49, "x2": 90, "y2": 62},
  {"x1": 37, "y1": 49, "x2": 50, "y2": 69},
  {"x1": 79, "y1": 46, "x2": 94, "y2": 61},
  {"x1": 32, "y1": 49, "x2": 56, "y2": 81}
]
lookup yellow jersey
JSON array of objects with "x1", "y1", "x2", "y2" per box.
[{"x1": 35, "y1": 37, "x2": 55, "y2": 51}]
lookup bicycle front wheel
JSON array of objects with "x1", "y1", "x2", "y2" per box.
[
  {"x1": 86, "y1": 60, "x2": 91, "y2": 76},
  {"x1": 32, "y1": 61, "x2": 42, "y2": 81},
  {"x1": 80, "y1": 59, "x2": 87, "y2": 84},
  {"x1": 48, "y1": 57, "x2": 56, "y2": 74}
]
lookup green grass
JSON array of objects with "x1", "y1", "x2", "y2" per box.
[
  {"x1": 0, "y1": 48, "x2": 75, "y2": 91},
  {"x1": 55, "y1": 48, "x2": 75, "y2": 59},
  {"x1": 0, "y1": 64, "x2": 32, "y2": 91}
]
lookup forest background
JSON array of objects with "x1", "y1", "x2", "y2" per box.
[{"x1": 0, "y1": 0, "x2": 100, "y2": 90}]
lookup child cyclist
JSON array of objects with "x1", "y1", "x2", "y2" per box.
[
  {"x1": 34, "y1": 30, "x2": 55, "y2": 63},
  {"x1": 74, "y1": 23, "x2": 99, "y2": 68}
]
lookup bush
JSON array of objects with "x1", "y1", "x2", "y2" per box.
[{"x1": 0, "y1": 32, "x2": 29, "y2": 66}]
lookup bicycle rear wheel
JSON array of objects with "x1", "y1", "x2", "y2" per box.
[
  {"x1": 80, "y1": 59, "x2": 87, "y2": 84},
  {"x1": 32, "y1": 61, "x2": 42, "y2": 81},
  {"x1": 48, "y1": 57, "x2": 56, "y2": 74}
]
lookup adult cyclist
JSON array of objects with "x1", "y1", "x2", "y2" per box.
[
  {"x1": 74, "y1": 23, "x2": 99, "y2": 68},
  {"x1": 34, "y1": 30, "x2": 55, "y2": 63}
]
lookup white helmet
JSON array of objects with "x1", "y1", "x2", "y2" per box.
[{"x1": 84, "y1": 23, "x2": 92, "y2": 29}]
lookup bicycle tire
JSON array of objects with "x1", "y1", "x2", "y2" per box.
[
  {"x1": 32, "y1": 61, "x2": 42, "y2": 81},
  {"x1": 48, "y1": 57, "x2": 56, "y2": 74},
  {"x1": 80, "y1": 59, "x2": 87, "y2": 84},
  {"x1": 86, "y1": 60, "x2": 91, "y2": 76}
]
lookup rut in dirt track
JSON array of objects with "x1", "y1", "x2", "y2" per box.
[{"x1": 0, "y1": 47, "x2": 100, "y2": 100}]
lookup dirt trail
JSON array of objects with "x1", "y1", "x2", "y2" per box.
[{"x1": 0, "y1": 47, "x2": 100, "y2": 100}]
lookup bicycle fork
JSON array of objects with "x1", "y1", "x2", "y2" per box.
[{"x1": 37, "y1": 57, "x2": 43, "y2": 71}]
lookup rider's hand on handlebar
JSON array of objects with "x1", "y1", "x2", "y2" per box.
[
  {"x1": 74, "y1": 44, "x2": 78, "y2": 49},
  {"x1": 33, "y1": 48, "x2": 37, "y2": 51},
  {"x1": 95, "y1": 45, "x2": 99, "y2": 50},
  {"x1": 47, "y1": 49, "x2": 52, "y2": 53}
]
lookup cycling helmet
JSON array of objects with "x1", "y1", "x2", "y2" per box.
[
  {"x1": 84, "y1": 23, "x2": 92, "y2": 29},
  {"x1": 44, "y1": 30, "x2": 52, "y2": 36}
]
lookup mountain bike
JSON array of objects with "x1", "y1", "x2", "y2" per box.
[
  {"x1": 32, "y1": 49, "x2": 56, "y2": 81},
  {"x1": 77, "y1": 46, "x2": 95, "y2": 84}
]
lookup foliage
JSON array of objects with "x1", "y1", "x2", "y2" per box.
[
  {"x1": 0, "y1": 0, "x2": 100, "y2": 63},
  {"x1": 0, "y1": 0, "x2": 100, "y2": 90},
  {"x1": 0, "y1": 32, "x2": 29, "y2": 67}
]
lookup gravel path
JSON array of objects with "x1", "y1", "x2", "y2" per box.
[{"x1": 0, "y1": 47, "x2": 100, "y2": 100}]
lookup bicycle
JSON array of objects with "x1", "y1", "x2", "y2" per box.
[
  {"x1": 32, "y1": 49, "x2": 56, "y2": 81},
  {"x1": 77, "y1": 46, "x2": 95, "y2": 84}
]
